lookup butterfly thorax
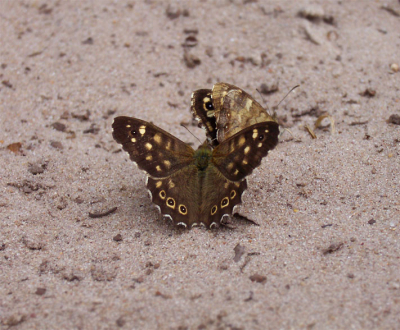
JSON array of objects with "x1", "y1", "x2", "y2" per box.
[{"x1": 194, "y1": 143, "x2": 212, "y2": 171}]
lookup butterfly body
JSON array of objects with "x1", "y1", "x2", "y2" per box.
[{"x1": 112, "y1": 116, "x2": 279, "y2": 229}]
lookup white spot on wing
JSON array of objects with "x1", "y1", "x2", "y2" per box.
[{"x1": 252, "y1": 129, "x2": 258, "y2": 140}]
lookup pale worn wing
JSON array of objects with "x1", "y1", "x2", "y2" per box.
[{"x1": 212, "y1": 82, "x2": 277, "y2": 142}]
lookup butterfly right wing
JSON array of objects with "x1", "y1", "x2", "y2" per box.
[
  {"x1": 191, "y1": 89, "x2": 218, "y2": 146},
  {"x1": 199, "y1": 165, "x2": 248, "y2": 228},
  {"x1": 212, "y1": 121, "x2": 280, "y2": 182},
  {"x1": 112, "y1": 116, "x2": 195, "y2": 178},
  {"x1": 212, "y1": 82, "x2": 277, "y2": 142}
]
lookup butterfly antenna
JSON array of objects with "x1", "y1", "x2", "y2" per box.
[
  {"x1": 276, "y1": 85, "x2": 300, "y2": 108},
  {"x1": 256, "y1": 88, "x2": 267, "y2": 105},
  {"x1": 180, "y1": 124, "x2": 202, "y2": 144}
]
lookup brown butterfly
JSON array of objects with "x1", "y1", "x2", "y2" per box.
[
  {"x1": 191, "y1": 82, "x2": 278, "y2": 144},
  {"x1": 112, "y1": 116, "x2": 279, "y2": 229}
]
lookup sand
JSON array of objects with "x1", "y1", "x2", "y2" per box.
[{"x1": 1, "y1": 1, "x2": 399, "y2": 329}]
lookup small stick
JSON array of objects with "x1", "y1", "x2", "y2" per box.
[{"x1": 89, "y1": 207, "x2": 117, "y2": 218}]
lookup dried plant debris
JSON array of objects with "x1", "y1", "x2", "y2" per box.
[
  {"x1": 22, "y1": 236, "x2": 44, "y2": 250},
  {"x1": 165, "y1": 5, "x2": 188, "y2": 19},
  {"x1": 305, "y1": 125, "x2": 317, "y2": 139},
  {"x1": 113, "y1": 233, "x2": 123, "y2": 242},
  {"x1": 2, "y1": 314, "x2": 26, "y2": 327},
  {"x1": 91, "y1": 265, "x2": 117, "y2": 282},
  {"x1": 183, "y1": 28, "x2": 198, "y2": 34},
  {"x1": 240, "y1": 252, "x2": 260, "y2": 272},
  {"x1": 388, "y1": 114, "x2": 400, "y2": 125},
  {"x1": 233, "y1": 213, "x2": 260, "y2": 226},
  {"x1": 349, "y1": 120, "x2": 368, "y2": 126},
  {"x1": 305, "y1": 114, "x2": 335, "y2": 138},
  {"x1": 72, "y1": 109, "x2": 91, "y2": 121},
  {"x1": 51, "y1": 122, "x2": 67, "y2": 132},
  {"x1": 182, "y1": 35, "x2": 198, "y2": 48},
  {"x1": 249, "y1": 274, "x2": 267, "y2": 284},
  {"x1": 155, "y1": 291, "x2": 172, "y2": 299},
  {"x1": 83, "y1": 124, "x2": 100, "y2": 134},
  {"x1": 2, "y1": 80, "x2": 13, "y2": 88},
  {"x1": 7, "y1": 142, "x2": 22, "y2": 153},
  {"x1": 50, "y1": 141, "x2": 63, "y2": 149},
  {"x1": 116, "y1": 317, "x2": 126, "y2": 328},
  {"x1": 233, "y1": 244, "x2": 246, "y2": 263},
  {"x1": 28, "y1": 161, "x2": 47, "y2": 175},
  {"x1": 299, "y1": 5, "x2": 325, "y2": 20},
  {"x1": 259, "y1": 82, "x2": 279, "y2": 95},
  {"x1": 302, "y1": 22, "x2": 324, "y2": 45},
  {"x1": 82, "y1": 37, "x2": 94, "y2": 45},
  {"x1": 314, "y1": 113, "x2": 335, "y2": 134},
  {"x1": 183, "y1": 51, "x2": 201, "y2": 68},
  {"x1": 360, "y1": 88, "x2": 376, "y2": 97},
  {"x1": 38, "y1": 4, "x2": 53, "y2": 14},
  {"x1": 35, "y1": 287, "x2": 47, "y2": 295},
  {"x1": 322, "y1": 242, "x2": 344, "y2": 255},
  {"x1": 89, "y1": 206, "x2": 117, "y2": 218},
  {"x1": 298, "y1": 5, "x2": 335, "y2": 25},
  {"x1": 381, "y1": 4, "x2": 400, "y2": 17}
]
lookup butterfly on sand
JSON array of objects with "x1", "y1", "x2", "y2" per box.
[
  {"x1": 112, "y1": 116, "x2": 279, "y2": 229},
  {"x1": 191, "y1": 82, "x2": 278, "y2": 145}
]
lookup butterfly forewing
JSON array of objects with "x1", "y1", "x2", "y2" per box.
[
  {"x1": 212, "y1": 82, "x2": 277, "y2": 143},
  {"x1": 190, "y1": 89, "x2": 218, "y2": 146},
  {"x1": 212, "y1": 122, "x2": 279, "y2": 182},
  {"x1": 112, "y1": 117, "x2": 194, "y2": 178}
]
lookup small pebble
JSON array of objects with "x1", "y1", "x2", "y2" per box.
[{"x1": 390, "y1": 63, "x2": 399, "y2": 72}]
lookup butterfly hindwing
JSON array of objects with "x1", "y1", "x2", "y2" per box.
[
  {"x1": 190, "y1": 89, "x2": 218, "y2": 146},
  {"x1": 200, "y1": 165, "x2": 248, "y2": 228},
  {"x1": 212, "y1": 121, "x2": 280, "y2": 182},
  {"x1": 112, "y1": 117, "x2": 194, "y2": 178},
  {"x1": 147, "y1": 166, "x2": 201, "y2": 228}
]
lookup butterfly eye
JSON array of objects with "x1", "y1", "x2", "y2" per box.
[{"x1": 205, "y1": 101, "x2": 214, "y2": 110}]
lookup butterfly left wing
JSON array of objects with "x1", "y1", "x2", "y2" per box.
[
  {"x1": 146, "y1": 165, "x2": 202, "y2": 228},
  {"x1": 112, "y1": 116, "x2": 194, "y2": 178},
  {"x1": 212, "y1": 121, "x2": 279, "y2": 182},
  {"x1": 191, "y1": 89, "x2": 218, "y2": 146}
]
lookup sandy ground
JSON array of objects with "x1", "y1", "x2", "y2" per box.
[{"x1": 1, "y1": 1, "x2": 400, "y2": 329}]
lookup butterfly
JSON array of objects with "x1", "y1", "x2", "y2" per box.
[
  {"x1": 112, "y1": 116, "x2": 279, "y2": 229},
  {"x1": 191, "y1": 82, "x2": 278, "y2": 145}
]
